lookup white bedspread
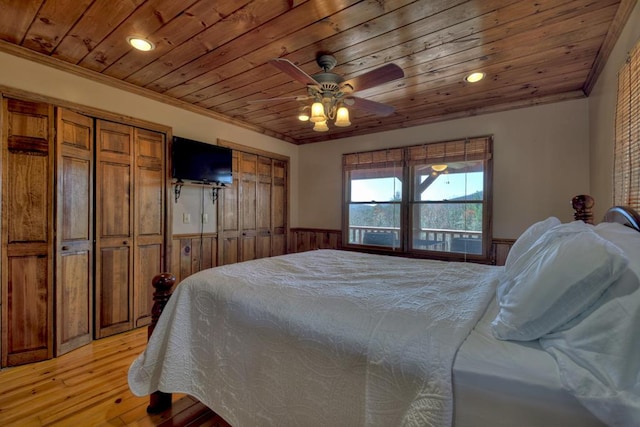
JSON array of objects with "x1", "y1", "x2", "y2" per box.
[{"x1": 128, "y1": 250, "x2": 499, "y2": 426}]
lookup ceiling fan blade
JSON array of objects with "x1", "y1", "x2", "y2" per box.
[
  {"x1": 348, "y1": 96, "x2": 396, "y2": 116},
  {"x1": 343, "y1": 63, "x2": 404, "y2": 92},
  {"x1": 269, "y1": 58, "x2": 319, "y2": 86},
  {"x1": 247, "y1": 95, "x2": 311, "y2": 104}
]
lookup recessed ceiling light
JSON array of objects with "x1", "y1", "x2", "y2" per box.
[
  {"x1": 465, "y1": 72, "x2": 485, "y2": 83},
  {"x1": 127, "y1": 37, "x2": 155, "y2": 51}
]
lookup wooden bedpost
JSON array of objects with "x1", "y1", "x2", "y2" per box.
[
  {"x1": 146, "y1": 272, "x2": 176, "y2": 414},
  {"x1": 571, "y1": 194, "x2": 595, "y2": 224}
]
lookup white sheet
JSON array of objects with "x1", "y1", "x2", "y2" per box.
[
  {"x1": 539, "y1": 268, "x2": 640, "y2": 426},
  {"x1": 453, "y1": 300, "x2": 605, "y2": 427},
  {"x1": 128, "y1": 250, "x2": 500, "y2": 426}
]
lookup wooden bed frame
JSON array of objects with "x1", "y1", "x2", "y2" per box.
[{"x1": 145, "y1": 195, "x2": 640, "y2": 414}]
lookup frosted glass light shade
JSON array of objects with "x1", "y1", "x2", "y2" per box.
[
  {"x1": 298, "y1": 107, "x2": 310, "y2": 121},
  {"x1": 313, "y1": 120, "x2": 329, "y2": 132},
  {"x1": 310, "y1": 102, "x2": 326, "y2": 123},
  {"x1": 334, "y1": 106, "x2": 351, "y2": 127}
]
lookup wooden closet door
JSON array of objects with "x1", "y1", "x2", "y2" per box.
[
  {"x1": 95, "y1": 120, "x2": 134, "y2": 339},
  {"x1": 256, "y1": 156, "x2": 272, "y2": 259},
  {"x1": 55, "y1": 108, "x2": 94, "y2": 355},
  {"x1": 133, "y1": 128, "x2": 165, "y2": 327},
  {"x1": 272, "y1": 159, "x2": 287, "y2": 256},
  {"x1": 1, "y1": 98, "x2": 54, "y2": 366},
  {"x1": 239, "y1": 153, "x2": 258, "y2": 262},
  {"x1": 219, "y1": 151, "x2": 240, "y2": 265}
]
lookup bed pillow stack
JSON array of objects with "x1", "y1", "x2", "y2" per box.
[
  {"x1": 492, "y1": 219, "x2": 629, "y2": 341},
  {"x1": 503, "y1": 216, "x2": 561, "y2": 270},
  {"x1": 538, "y1": 221, "x2": 640, "y2": 424}
]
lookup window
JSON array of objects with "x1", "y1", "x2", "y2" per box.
[
  {"x1": 614, "y1": 40, "x2": 640, "y2": 210},
  {"x1": 344, "y1": 148, "x2": 403, "y2": 250},
  {"x1": 343, "y1": 137, "x2": 492, "y2": 261}
]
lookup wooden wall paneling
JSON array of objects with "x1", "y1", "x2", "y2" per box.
[
  {"x1": 1, "y1": 98, "x2": 54, "y2": 366},
  {"x1": 95, "y1": 120, "x2": 134, "y2": 339},
  {"x1": 133, "y1": 128, "x2": 165, "y2": 328},
  {"x1": 289, "y1": 229, "x2": 342, "y2": 253},
  {"x1": 170, "y1": 234, "x2": 218, "y2": 283},
  {"x1": 287, "y1": 229, "x2": 512, "y2": 266},
  {"x1": 492, "y1": 239, "x2": 515, "y2": 266},
  {"x1": 55, "y1": 107, "x2": 94, "y2": 356}
]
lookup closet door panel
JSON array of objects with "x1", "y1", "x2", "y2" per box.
[
  {"x1": 55, "y1": 108, "x2": 93, "y2": 355},
  {"x1": 100, "y1": 163, "x2": 131, "y2": 237},
  {"x1": 272, "y1": 159, "x2": 287, "y2": 256},
  {"x1": 134, "y1": 243, "x2": 162, "y2": 327},
  {"x1": 220, "y1": 151, "x2": 240, "y2": 265},
  {"x1": 240, "y1": 153, "x2": 257, "y2": 262},
  {"x1": 2, "y1": 98, "x2": 54, "y2": 367},
  {"x1": 256, "y1": 156, "x2": 272, "y2": 259},
  {"x1": 137, "y1": 167, "x2": 163, "y2": 235},
  {"x1": 134, "y1": 128, "x2": 165, "y2": 327},
  {"x1": 5, "y1": 255, "x2": 50, "y2": 366},
  {"x1": 7, "y1": 152, "x2": 49, "y2": 242},
  {"x1": 95, "y1": 120, "x2": 134, "y2": 338},
  {"x1": 97, "y1": 247, "x2": 132, "y2": 335},
  {"x1": 58, "y1": 251, "x2": 91, "y2": 351}
]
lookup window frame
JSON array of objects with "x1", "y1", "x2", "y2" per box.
[
  {"x1": 342, "y1": 137, "x2": 493, "y2": 263},
  {"x1": 614, "y1": 40, "x2": 640, "y2": 210}
]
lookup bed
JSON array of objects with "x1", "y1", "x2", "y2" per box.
[{"x1": 128, "y1": 200, "x2": 640, "y2": 426}]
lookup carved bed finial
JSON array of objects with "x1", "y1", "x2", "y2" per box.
[
  {"x1": 572, "y1": 194, "x2": 595, "y2": 224},
  {"x1": 148, "y1": 273, "x2": 176, "y2": 338},
  {"x1": 147, "y1": 272, "x2": 175, "y2": 414}
]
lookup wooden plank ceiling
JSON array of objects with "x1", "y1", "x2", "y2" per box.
[{"x1": 0, "y1": 0, "x2": 634, "y2": 144}]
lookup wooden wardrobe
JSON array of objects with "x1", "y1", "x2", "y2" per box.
[
  {"x1": 218, "y1": 142, "x2": 288, "y2": 265},
  {"x1": 1, "y1": 97, "x2": 168, "y2": 366}
]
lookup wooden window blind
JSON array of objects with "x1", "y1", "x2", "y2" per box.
[
  {"x1": 406, "y1": 136, "x2": 492, "y2": 166},
  {"x1": 614, "y1": 40, "x2": 640, "y2": 209},
  {"x1": 343, "y1": 136, "x2": 492, "y2": 169},
  {"x1": 343, "y1": 148, "x2": 404, "y2": 170}
]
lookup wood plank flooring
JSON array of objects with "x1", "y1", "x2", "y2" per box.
[{"x1": 0, "y1": 327, "x2": 228, "y2": 426}]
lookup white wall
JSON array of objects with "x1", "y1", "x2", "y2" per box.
[
  {"x1": 588, "y1": 1, "x2": 640, "y2": 220},
  {"x1": 0, "y1": 50, "x2": 300, "y2": 233},
  {"x1": 298, "y1": 99, "x2": 590, "y2": 239}
]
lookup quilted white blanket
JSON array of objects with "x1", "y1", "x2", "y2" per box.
[{"x1": 128, "y1": 250, "x2": 499, "y2": 426}]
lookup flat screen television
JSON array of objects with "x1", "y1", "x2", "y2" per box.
[{"x1": 172, "y1": 136, "x2": 232, "y2": 185}]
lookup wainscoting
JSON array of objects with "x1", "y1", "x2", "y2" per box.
[
  {"x1": 289, "y1": 229, "x2": 514, "y2": 266},
  {"x1": 171, "y1": 234, "x2": 219, "y2": 284},
  {"x1": 170, "y1": 231, "x2": 513, "y2": 284},
  {"x1": 289, "y1": 228, "x2": 343, "y2": 253}
]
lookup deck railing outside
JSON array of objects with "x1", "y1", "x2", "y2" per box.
[{"x1": 349, "y1": 226, "x2": 482, "y2": 253}]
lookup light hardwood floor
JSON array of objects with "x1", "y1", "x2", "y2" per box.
[{"x1": 0, "y1": 327, "x2": 227, "y2": 426}]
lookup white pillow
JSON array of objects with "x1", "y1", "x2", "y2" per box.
[
  {"x1": 594, "y1": 221, "x2": 640, "y2": 279},
  {"x1": 505, "y1": 216, "x2": 561, "y2": 270},
  {"x1": 492, "y1": 222, "x2": 628, "y2": 341}
]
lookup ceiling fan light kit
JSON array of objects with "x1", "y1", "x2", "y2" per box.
[{"x1": 263, "y1": 54, "x2": 404, "y2": 132}]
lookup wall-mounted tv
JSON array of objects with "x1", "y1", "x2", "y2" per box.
[{"x1": 172, "y1": 136, "x2": 232, "y2": 185}]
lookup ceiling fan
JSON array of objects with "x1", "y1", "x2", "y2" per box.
[{"x1": 251, "y1": 54, "x2": 404, "y2": 131}]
